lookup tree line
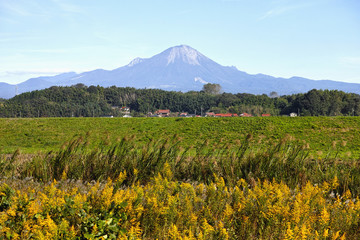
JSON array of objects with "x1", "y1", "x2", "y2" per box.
[{"x1": 0, "y1": 84, "x2": 359, "y2": 117}]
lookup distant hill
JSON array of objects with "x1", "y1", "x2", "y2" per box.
[
  {"x1": 0, "y1": 82, "x2": 16, "y2": 99},
  {"x1": 1, "y1": 85, "x2": 360, "y2": 118},
  {"x1": 2, "y1": 45, "x2": 360, "y2": 99}
]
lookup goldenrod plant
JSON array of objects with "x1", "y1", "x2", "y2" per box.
[
  {"x1": 1, "y1": 135, "x2": 360, "y2": 238},
  {"x1": 0, "y1": 167, "x2": 356, "y2": 239}
]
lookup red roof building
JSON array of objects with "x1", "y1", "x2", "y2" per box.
[
  {"x1": 240, "y1": 113, "x2": 252, "y2": 117},
  {"x1": 261, "y1": 113, "x2": 271, "y2": 117},
  {"x1": 155, "y1": 109, "x2": 171, "y2": 117}
]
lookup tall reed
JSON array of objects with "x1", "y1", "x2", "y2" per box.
[{"x1": 1, "y1": 134, "x2": 359, "y2": 195}]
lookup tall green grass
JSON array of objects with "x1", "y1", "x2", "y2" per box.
[{"x1": 1, "y1": 134, "x2": 360, "y2": 195}]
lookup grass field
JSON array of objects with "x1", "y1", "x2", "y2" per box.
[
  {"x1": 1, "y1": 117, "x2": 360, "y2": 158},
  {"x1": 1, "y1": 116, "x2": 360, "y2": 239}
]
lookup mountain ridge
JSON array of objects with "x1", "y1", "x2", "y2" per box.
[{"x1": 2, "y1": 45, "x2": 360, "y2": 99}]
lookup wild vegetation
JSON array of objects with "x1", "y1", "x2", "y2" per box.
[
  {"x1": 1, "y1": 133, "x2": 360, "y2": 193},
  {"x1": 1, "y1": 133, "x2": 360, "y2": 239},
  {"x1": 1, "y1": 167, "x2": 357, "y2": 239},
  {"x1": 1, "y1": 117, "x2": 360, "y2": 238},
  {"x1": 0, "y1": 85, "x2": 359, "y2": 117}
]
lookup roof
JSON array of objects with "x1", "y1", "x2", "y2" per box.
[{"x1": 156, "y1": 109, "x2": 170, "y2": 113}]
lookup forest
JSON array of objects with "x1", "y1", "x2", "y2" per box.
[{"x1": 0, "y1": 83, "x2": 360, "y2": 117}]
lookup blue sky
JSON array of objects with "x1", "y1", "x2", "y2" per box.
[{"x1": 1, "y1": 0, "x2": 359, "y2": 85}]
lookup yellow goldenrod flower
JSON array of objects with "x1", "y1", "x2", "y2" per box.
[
  {"x1": 324, "y1": 228, "x2": 329, "y2": 238},
  {"x1": 332, "y1": 230, "x2": 341, "y2": 240},
  {"x1": 320, "y1": 207, "x2": 330, "y2": 226},
  {"x1": 284, "y1": 222, "x2": 294, "y2": 240}
]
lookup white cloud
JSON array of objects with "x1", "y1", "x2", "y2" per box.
[
  {"x1": 0, "y1": 1, "x2": 50, "y2": 17},
  {"x1": 1, "y1": 1, "x2": 32, "y2": 16},
  {"x1": 259, "y1": 2, "x2": 315, "y2": 21}
]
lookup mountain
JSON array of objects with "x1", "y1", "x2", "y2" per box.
[
  {"x1": 0, "y1": 82, "x2": 15, "y2": 99},
  {"x1": 2, "y1": 45, "x2": 360, "y2": 99}
]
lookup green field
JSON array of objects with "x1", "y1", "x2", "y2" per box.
[{"x1": 1, "y1": 117, "x2": 360, "y2": 158}]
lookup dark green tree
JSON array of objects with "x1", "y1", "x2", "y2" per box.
[{"x1": 202, "y1": 83, "x2": 222, "y2": 95}]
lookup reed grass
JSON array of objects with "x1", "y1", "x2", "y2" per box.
[{"x1": 1, "y1": 134, "x2": 360, "y2": 196}]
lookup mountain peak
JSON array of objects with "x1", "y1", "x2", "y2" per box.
[
  {"x1": 166, "y1": 45, "x2": 204, "y2": 66},
  {"x1": 127, "y1": 57, "x2": 144, "y2": 67}
]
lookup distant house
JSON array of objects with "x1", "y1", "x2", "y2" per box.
[
  {"x1": 123, "y1": 114, "x2": 132, "y2": 118},
  {"x1": 120, "y1": 107, "x2": 130, "y2": 113},
  {"x1": 240, "y1": 113, "x2": 252, "y2": 117},
  {"x1": 179, "y1": 112, "x2": 188, "y2": 117},
  {"x1": 290, "y1": 112, "x2": 298, "y2": 117},
  {"x1": 155, "y1": 109, "x2": 171, "y2": 117},
  {"x1": 112, "y1": 106, "x2": 130, "y2": 115},
  {"x1": 261, "y1": 113, "x2": 271, "y2": 117},
  {"x1": 205, "y1": 112, "x2": 216, "y2": 117}
]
